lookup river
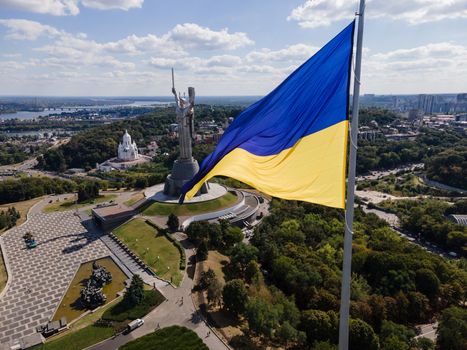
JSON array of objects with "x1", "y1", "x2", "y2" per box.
[{"x1": 0, "y1": 100, "x2": 169, "y2": 120}]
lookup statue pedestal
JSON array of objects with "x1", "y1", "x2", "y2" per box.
[{"x1": 163, "y1": 158, "x2": 208, "y2": 197}]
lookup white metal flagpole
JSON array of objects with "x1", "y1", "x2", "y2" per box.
[{"x1": 338, "y1": 0, "x2": 365, "y2": 349}]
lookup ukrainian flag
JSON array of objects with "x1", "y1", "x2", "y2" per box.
[{"x1": 181, "y1": 21, "x2": 355, "y2": 209}]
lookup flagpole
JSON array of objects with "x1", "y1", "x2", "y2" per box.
[{"x1": 338, "y1": 1, "x2": 365, "y2": 349}]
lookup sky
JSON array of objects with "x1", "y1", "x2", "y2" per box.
[{"x1": 0, "y1": 0, "x2": 466, "y2": 96}]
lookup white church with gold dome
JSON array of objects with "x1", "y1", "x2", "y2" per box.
[{"x1": 97, "y1": 130, "x2": 151, "y2": 172}]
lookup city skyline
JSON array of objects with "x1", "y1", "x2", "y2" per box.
[{"x1": 0, "y1": 0, "x2": 466, "y2": 96}]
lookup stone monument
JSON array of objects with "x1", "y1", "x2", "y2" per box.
[{"x1": 164, "y1": 69, "x2": 208, "y2": 197}]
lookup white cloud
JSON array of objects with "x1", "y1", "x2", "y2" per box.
[
  {"x1": 362, "y1": 42, "x2": 467, "y2": 92},
  {"x1": 246, "y1": 44, "x2": 318, "y2": 63},
  {"x1": 0, "y1": 19, "x2": 62, "y2": 40},
  {"x1": 0, "y1": 0, "x2": 143, "y2": 16},
  {"x1": 288, "y1": 0, "x2": 467, "y2": 28},
  {"x1": 0, "y1": 0, "x2": 80, "y2": 16},
  {"x1": 168, "y1": 23, "x2": 254, "y2": 50},
  {"x1": 80, "y1": 0, "x2": 143, "y2": 10}
]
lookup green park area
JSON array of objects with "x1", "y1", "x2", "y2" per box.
[
  {"x1": 114, "y1": 219, "x2": 183, "y2": 285},
  {"x1": 53, "y1": 257, "x2": 128, "y2": 323},
  {"x1": 357, "y1": 173, "x2": 450, "y2": 197},
  {"x1": 142, "y1": 191, "x2": 237, "y2": 216},
  {"x1": 120, "y1": 325, "x2": 208, "y2": 350},
  {"x1": 123, "y1": 191, "x2": 145, "y2": 207},
  {"x1": 38, "y1": 287, "x2": 164, "y2": 350},
  {"x1": 42, "y1": 194, "x2": 117, "y2": 213}
]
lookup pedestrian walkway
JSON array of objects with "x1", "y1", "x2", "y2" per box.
[{"x1": 0, "y1": 212, "x2": 111, "y2": 346}]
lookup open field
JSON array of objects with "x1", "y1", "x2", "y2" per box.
[
  {"x1": 120, "y1": 325, "x2": 208, "y2": 350},
  {"x1": 0, "y1": 197, "x2": 43, "y2": 233},
  {"x1": 123, "y1": 191, "x2": 145, "y2": 207},
  {"x1": 114, "y1": 219, "x2": 183, "y2": 285},
  {"x1": 42, "y1": 194, "x2": 117, "y2": 213},
  {"x1": 52, "y1": 257, "x2": 128, "y2": 323},
  {"x1": 142, "y1": 192, "x2": 237, "y2": 216}
]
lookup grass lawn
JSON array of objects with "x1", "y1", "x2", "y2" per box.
[
  {"x1": 142, "y1": 192, "x2": 237, "y2": 216},
  {"x1": 0, "y1": 196, "x2": 43, "y2": 234},
  {"x1": 120, "y1": 325, "x2": 208, "y2": 350},
  {"x1": 42, "y1": 194, "x2": 117, "y2": 213},
  {"x1": 102, "y1": 289, "x2": 164, "y2": 323},
  {"x1": 52, "y1": 257, "x2": 128, "y2": 323},
  {"x1": 36, "y1": 324, "x2": 114, "y2": 350},
  {"x1": 0, "y1": 251, "x2": 6, "y2": 294},
  {"x1": 114, "y1": 219, "x2": 183, "y2": 285},
  {"x1": 124, "y1": 192, "x2": 145, "y2": 207}
]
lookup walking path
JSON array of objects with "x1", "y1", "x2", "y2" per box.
[
  {"x1": 0, "y1": 193, "x2": 229, "y2": 349},
  {"x1": 88, "y1": 233, "x2": 229, "y2": 350},
  {"x1": 0, "y1": 211, "x2": 111, "y2": 346}
]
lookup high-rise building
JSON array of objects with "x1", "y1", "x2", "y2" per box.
[
  {"x1": 418, "y1": 94, "x2": 435, "y2": 115},
  {"x1": 456, "y1": 93, "x2": 467, "y2": 112}
]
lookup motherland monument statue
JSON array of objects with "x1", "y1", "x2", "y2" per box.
[{"x1": 164, "y1": 68, "x2": 208, "y2": 197}]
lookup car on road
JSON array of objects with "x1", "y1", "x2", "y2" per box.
[{"x1": 126, "y1": 319, "x2": 144, "y2": 333}]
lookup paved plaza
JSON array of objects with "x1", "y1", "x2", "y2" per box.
[{"x1": 0, "y1": 211, "x2": 111, "y2": 345}]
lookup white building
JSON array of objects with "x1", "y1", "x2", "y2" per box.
[
  {"x1": 118, "y1": 130, "x2": 139, "y2": 161},
  {"x1": 96, "y1": 130, "x2": 150, "y2": 172}
]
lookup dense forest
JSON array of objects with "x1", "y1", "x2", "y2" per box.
[
  {"x1": 357, "y1": 128, "x2": 466, "y2": 176},
  {"x1": 0, "y1": 177, "x2": 106, "y2": 204},
  {"x1": 0, "y1": 142, "x2": 49, "y2": 166},
  {"x1": 187, "y1": 200, "x2": 467, "y2": 349},
  {"x1": 378, "y1": 199, "x2": 467, "y2": 256},
  {"x1": 425, "y1": 148, "x2": 467, "y2": 189}
]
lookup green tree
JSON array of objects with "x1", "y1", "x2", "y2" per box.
[
  {"x1": 197, "y1": 241, "x2": 208, "y2": 261},
  {"x1": 223, "y1": 226, "x2": 243, "y2": 249},
  {"x1": 222, "y1": 279, "x2": 248, "y2": 317},
  {"x1": 437, "y1": 306, "x2": 467, "y2": 350},
  {"x1": 415, "y1": 268, "x2": 440, "y2": 299},
  {"x1": 311, "y1": 341, "x2": 338, "y2": 350},
  {"x1": 207, "y1": 278, "x2": 222, "y2": 307},
  {"x1": 411, "y1": 337, "x2": 435, "y2": 350},
  {"x1": 245, "y1": 260, "x2": 262, "y2": 284},
  {"x1": 349, "y1": 318, "x2": 379, "y2": 350},
  {"x1": 380, "y1": 320, "x2": 414, "y2": 350},
  {"x1": 230, "y1": 243, "x2": 259, "y2": 276},
  {"x1": 447, "y1": 230, "x2": 467, "y2": 250},
  {"x1": 77, "y1": 181, "x2": 100, "y2": 203},
  {"x1": 245, "y1": 297, "x2": 279, "y2": 337},
  {"x1": 198, "y1": 268, "x2": 216, "y2": 289},
  {"x1": 300, "y1": 309, "x2": 338, "y2": 344},
  {"x1": 124, "y1": 274, "x2": 144, "y2": 307},
  {"x1": 166, "y1": 213, "x2": 179, "y2": 232}
]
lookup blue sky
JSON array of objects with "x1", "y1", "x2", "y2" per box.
[{"x1": 0, "y1": 0, "x2": 466, "y2": 96}]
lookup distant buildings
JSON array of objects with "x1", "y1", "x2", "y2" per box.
[{"x1": 456, "y1": 93, "x2": 467, "y2": 113}]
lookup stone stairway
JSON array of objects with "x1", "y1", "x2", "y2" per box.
[{"x1": 100, "y1": 234, "x2": 150, "y2": 278}]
